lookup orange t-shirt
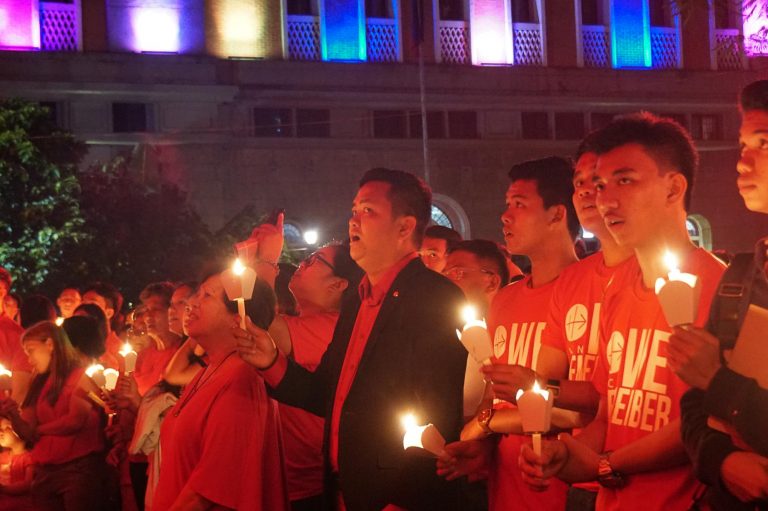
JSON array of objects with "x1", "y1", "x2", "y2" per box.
[
  {"x1": 542, "y1": 253, "x2": 636, "y2": 383},
  {"x1": 592, "y1": 248, "x2": 725, "y2": 511},
  {"x1": 487, "y1": 276, "x2": 568, "y2": 511},
  {"x1": 280, "y1": 312, "x2": 338, "y2": 501},
  {"x1": 153, "y1": 354, "x2": 287, "y2": 511}
]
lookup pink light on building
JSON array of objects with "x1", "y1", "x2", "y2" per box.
[
  {"x1": 131, "y1": 7, "x2": 180, "y2": 52},
  {"x1": 0, "y1": 0, "x2": 40, "y2": 50},
  {"x1": 743, "y1": 1, "x2": 768, "y2": 56},
  {"x1": 469, "y1": 0, "x2": 513, "y2": 65}
]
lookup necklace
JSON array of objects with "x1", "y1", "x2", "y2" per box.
[{"x1": 173, "y1": 350, "x2": 238, "y2": 417}]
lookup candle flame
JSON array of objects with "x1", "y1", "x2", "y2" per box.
[
  {"x1": 55, "y1": 317, "x2": 64, "y2": 326},
  {"x1": 119, "y1": 343, "x2": 135, "y2": 356},
  {"x1": 663, "y1": 251, "x2": 679, "y2": 273},
  {"x1": 232, "y1": 258, "x2": 246, "y2": 276},
  {"x1": 532, "y1": 380, "x2": 550, "y2": 400},
  {"x1": 0, "y1": 363, "x2": 11, "y2": 378},
  {"x1": 85, "y1": 364, "x2": 105, "y2": 377},
  {"x1": 401, "y1": 413, "x2": 418, "y2": 431},
  {"x1": 461, "y1": 305, "x2": 478, "y2": 324}
]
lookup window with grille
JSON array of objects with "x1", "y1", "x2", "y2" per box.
[
  {"x1": 439, "y1": 0, "x2": 465, "y2": 21},
  {"x1": 511, "y1": 0, "x2": 538, "y2": 23},
  {"x1": 253, "y1": 108, "x2": 293, "y2": 137},
  {"x1": 373, "y1": 110, "x2": 407, "y2": 138},
  {"x1": 366, "y1": 0, "x2": 393, "y2": 18},
  {"x1": 296, "y1": 109, "x2": 330, "y2": 138},
  {"x1": 287, "y1": 0, "x2": 315, "y2": 15},
  {"x1": 580, "y1": 0, "x2": 605, "y2": 25},
  {"x1": 691, "y1": 114, "x2": 723, "y2": 141},
  {"x1": 521, "y1": 112, "x2": 549, "y2": 139},
  {"x1": 431, "y1": 205, "x2": 454, "y2": 229},
  {"x1": 113, "y1": 103, "x2": 151, "y2": 133}
]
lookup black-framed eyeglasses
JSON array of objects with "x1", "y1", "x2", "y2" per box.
[
  {"x1": 442, "y1": 266, "x2": 496, "y2": 281},
  {"x1": 301, "y1": 252, "x2": 336, "y2": 273}
]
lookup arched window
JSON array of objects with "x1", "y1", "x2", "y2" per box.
[
  {"x1": 283, "y1": 222, "x2": 303, "y2": 246},
  {"x1": 431, "y1": 193, "x2": 471, "y2": 239},
  {"x1": 431, "y1": 205, "x2": 453, "y2": 229},
  {"x1": 687, "y1": 214, "x2": 712, "y2": 250}
]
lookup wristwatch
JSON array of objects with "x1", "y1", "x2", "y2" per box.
[
  {"x1": 477, "y1": 408, "x2": 496, "y2": 435},
  {"x1": 597, "y1": 452, "x2": 626, "y2": 489},
  {"x1": 545, "y1": 378, "x2": 561, "y2": 399}
]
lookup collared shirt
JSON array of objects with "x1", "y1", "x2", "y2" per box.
[{"x1": 329, "y1": 253, "x2": 418, "y2": 471}]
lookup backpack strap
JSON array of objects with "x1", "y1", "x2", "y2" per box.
[{"x1": 709, "y1": 253, "x2": 757, "y2": 350}]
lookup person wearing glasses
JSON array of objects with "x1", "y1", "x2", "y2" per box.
[{"x1": 236, "y1": 214, "x2": 364, "y2": 511}]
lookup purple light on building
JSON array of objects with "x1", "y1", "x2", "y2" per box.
[
  {"x1": 0, "y1": 0, "x2": 40, "y2": 50},
  {"x1": 470, "y1": 0, "x2": 513, "y2": 65},
  {"x1": 743, "y1": 1, "x2": 768, "y2": 56}
]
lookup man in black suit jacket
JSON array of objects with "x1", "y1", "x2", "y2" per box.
[{"x1": 237, "y1": 168, "x2": 468, "y2": 511}]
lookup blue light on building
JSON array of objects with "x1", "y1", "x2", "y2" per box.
[
  {"x1": 610, "y1": 0, "x2": 652, "y2": 68},
  {"x1": 321, "y1": 0, "x2": 366, "y2": 61}
]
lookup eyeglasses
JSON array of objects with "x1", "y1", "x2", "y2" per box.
[
  {"x1": 442, "y1": 266, "x2": 496, "y2": 281},
  {"x1": 301, "y1": 252, "x2": 336, "y2": 273}
]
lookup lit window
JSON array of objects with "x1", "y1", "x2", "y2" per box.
[
  {"x1": 283, "y1": 223, "x2": 303, "y2": 245},
  {"x1": 431, "y1": 205, "x2": 453, "y2": 229}
]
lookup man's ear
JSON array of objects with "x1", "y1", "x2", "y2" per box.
[
  {"x1": 667, "y1": 172, "x2": 687, "y2": 205},
  {"x1": 330, "y1": 277, "x2": 349, "y2": 294},
  {"x1": 397, "y1": 216, "x2": 417, "y2": 242},
  {"x1": 105, "y1": 307, "x2": 115, "y2": 320},
  {"x1": 485, "y1": 273, "x2": 502, "y2": 294},
  {"x1": 549, "y1": 205, "x2": 566, "y2": 226}
]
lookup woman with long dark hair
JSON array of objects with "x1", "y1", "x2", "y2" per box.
[{"x1": 0, "y1": 321, "x2": 106, "y2": 511}]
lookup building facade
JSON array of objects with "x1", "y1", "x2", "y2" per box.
[{"x1": 1, "y1": 0, "x2": 767, "y2": 252}]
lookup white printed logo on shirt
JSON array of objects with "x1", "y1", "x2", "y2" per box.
[{"x1": 493, "y1": 322, "x2": 546, "y2": 370}]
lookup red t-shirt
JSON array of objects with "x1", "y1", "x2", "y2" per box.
[
  {"x1": 31, "y1": 368, "x2": 105, "y2": 465},
  {"x1": 153, "y1": 353, "x2": 288, "y2": 511},
  {"x1": 280, "y1": 312, "x2": 338, "y2": 501},
  {"x1": 592, "y1": 248, "x2": 725, "y2": 511},
  {"x1": 0, "y1": 450, "x2": 34, "y2": 511},
  {"x1": 99, "y1": 331, "x2": 122, "y2": 370},
  {"x1": 542, "y1": 253, "x2": 636, "y2": 383},
  {"x1": 487, "y1": 276, "x2": 568, "y2": 511},
  {"x1": 0, "y1": 316, "x2": 31, "y2": 373}
]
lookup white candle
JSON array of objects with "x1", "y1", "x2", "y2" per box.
[
  {"x1": 456, "y1": 305, "x2": 493, "y2": 365},
  {"x1": 104, "y1": 369, "x2": 120, "y2": 391},
  {"x1": 401, "y1": 413, "x2": 446, "y2": 458},
  {"x1": 119, "y1": 343, "x2": 137, "y2": 374},
  {"x1": 86, "y1": 364, "x2": 106, "y2": 388},
  {"x1": 0, "y1": 363, "x2": 11, "y2": 396},
  {"x1": 516, "y1": 381, "x2": 554, "y2": 456},
  {"x1": 55, "y1": 316, "x2": 64, "y2": 326},
  {"x1": 654, "y1": 250, "x2": 700, "y2": 327},
  {"x1": 221, "y1": 258, "x2": 257, "y2": 329}
]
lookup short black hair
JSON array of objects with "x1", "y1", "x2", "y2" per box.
[
  {"x1": 359, "y1": 168, "x2": 432, "y2": 246},
  {"x1": 139, "y1": 281, "x2": 175, "y2": 308},
  {"x1": 73, "y1": 303, "x2": 108, "y2": 343},
  {"x1": 424, "y1": 225, "x2": 462, "y2": 247},
  {"x1": 740, "y1": 80, "x2": 768, "y2": 113},
  {"x1": 20, "y1": 295, "x2": 57, "y2": 329},
  {"x1": 508, "y1": 157, "x2": 580, "y2": 240},
  {"x1": 83, "y1": 282, "x2": 122, "y2": 313},
  {"x1": 327, "y1": 239, "x2": 365, "y2": 303},
  {"x1": 448, "y1": 239, "x2": 511, "y2": 286},
  {"x1": 63, "y1": 315, "x2": 106, "y2": 359},
  {"x1": 588, "y1": 112, "x2": 698, "y2": 210}
]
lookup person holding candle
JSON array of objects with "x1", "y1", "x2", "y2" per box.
[
  {"x1": 0, "y1": 416, "x2": 35, "y2": 510},
  {"x1": 519, "y1": 113, "x2": 726, "y2": 511},
  {"x1": 56, "y1": 288, "x2": 81, "y2": 320},
  {"x1": 3, "y1": 293, "x2": 20, "y2": 325},
  {"x1": 0, "y1": 321, "x2": 107, "y2": 511},
  {"x1": 152, "y1": 272, "x2": 287, "y2": 511},
  {"x1": 442, "y1": 240, "x2": 514, "y2": 315},
  {"x1": 0, "y1": 270, "x2": 27, "y2": 401},
  {"x1": 237, "y1": 168, "x2": 467, "y2": 511},
  {"x1": 670, "y1": 80, "x2": 768, "y2": 510},
  {"x1": 82, "y1": 282, "x2": 124, "y2": 369},
  {"x1": 439, "y1": 157, "x2": 578, "y2": 511}
]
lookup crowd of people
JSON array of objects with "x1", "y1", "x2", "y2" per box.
[{"x1": 0, "y1": 80, "x2": 766, "y2": 511}]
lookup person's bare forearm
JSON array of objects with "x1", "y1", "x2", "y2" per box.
[
  {"x1": 610, "y1": 418, "x2": 688, "y2": 474},
  {"x1": 164, "y1": 338, "x2": 203, "y2": 386}
]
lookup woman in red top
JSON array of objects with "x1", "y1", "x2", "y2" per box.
[
  {"x1": 152, "y1": 272, "x2": 288, "y2": 511},
  {"x1": 0, "y1": 321, "x2": 106, "y2": 511}
]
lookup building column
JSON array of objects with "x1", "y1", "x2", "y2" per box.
[
  {"x1": 80, "y1": 0, "x2": 108, "y2": 51},
  {"x1": 469, "y1": 0, "x2": 513, "y2": 64},
  {"x1": 680, "y1": 2, "x2": 711, "y2": 70},
  {"x1": 609, "y1": 0, "x2": 651, "y2": 68},
  {"x1": 320, "y1": 0, "x2": 366, "y2": 61},
  {"x1": 0, "y1": 0, "x2": 40, "y2": 50},
  {"x1": 543, "y1": 0, "x2": 578, "y2": 67},
  {"x1": 401, "y1": 0, "x2": 435, "y2": 63}
]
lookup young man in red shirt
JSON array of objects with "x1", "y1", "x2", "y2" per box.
[
  {"x1": 520, "y1": 113, "x2": 726, "y2": 511},
  {"x1": 439, "y1": 157, "x2": 580, "y2": 511},
  {"x1": 237, "y1": 168, "x2": 467, "y2": 511}
]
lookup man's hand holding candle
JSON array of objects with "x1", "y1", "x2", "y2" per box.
[
  {"x1": 668, "y1": 325, "x2": 722, "y2": 389},
  {"x1": 480, "y1": 364, "x2": 537, "y2": 403},
  {"x1": 519, "y1": 436, "x2": 570, "y2": 491},
  {"x1": 436, "y1": 439, "x2": 494, "y2": 481}
]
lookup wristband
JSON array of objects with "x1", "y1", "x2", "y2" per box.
[
  {"x1": 256, "y1": 259, "x2": 279, "y2": 270},
  {"x1": 257, "y1": 348, "x2": 280, "y2": 371}
]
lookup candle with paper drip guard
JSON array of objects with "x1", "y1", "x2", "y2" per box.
[
  {"x1": 221, "y1": 258, "x2": 258, "y2": 329},
  {"x1": 401, "y1": 413, "x2": 446, "y2": 458},
  {"x1": 104, "y1": 369, "x2": 119, "y2": 391},
  {"x1": 86, "y1": 364, "x2": 107, "y2": 388},
  {"x1": 515, "y1": 381, "x2": 554, "y2": 456},
  {"x1": 0, "y1": 363, "x2": 11, "y2": 397},
  {"x1": 654, "y1": 251, "x2": 701, "y2": 327},
  {"x1": 119, "y1": 343, "x2": 138, "y2": 374},
  {"x1": 456, "y1": 305, "x2": 493, "y2": 365},
  {"x1": 55, "y1": 316, "x2": 64, "y2": 326}
]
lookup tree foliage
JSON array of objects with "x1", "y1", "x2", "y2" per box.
[{"x1": 0, "y1": 99, "x2": 87, "y2": 291}]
